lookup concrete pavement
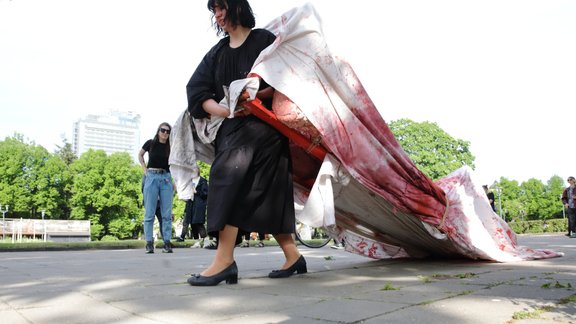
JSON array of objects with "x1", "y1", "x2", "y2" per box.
[{"x1": 0, "y1": 234, "x2": 574, "y2": 324}]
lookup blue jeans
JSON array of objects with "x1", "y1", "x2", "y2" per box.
[{"x1": 143, "y1": 171, "x2": 173, "y2": 242}]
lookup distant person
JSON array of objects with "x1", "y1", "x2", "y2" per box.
[
  {"x1": 561, "y1": 176, "x2": 576, "y2": 238},
  {"x1": 483, "y1": 185, "x2": 496, "y2": 212},
  {"x1": 139, "y1": 122, "x2": 175, "y2": 253},
  {"x1": 177, "y1": 200, "x2": 193, "y2": 242},
  {"x1": 237, "y1": 231, "x2": 251, "y2": 248},
  {"x1": 254, "y1": 232, "x2": 266, "y2": 248},
  {"x1": 237, "y1": 231, "x2": 265, "y2": 248},
  {"x1": 330, "y1": 238, "x2": 345, "y2": 250},
  {"x1": 177, "y1": 176, "x2": 209, "y2": 248}
]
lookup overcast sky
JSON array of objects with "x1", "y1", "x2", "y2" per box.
[{"x1": 1, "y1": 0, "x2": 575, "y2": 186}]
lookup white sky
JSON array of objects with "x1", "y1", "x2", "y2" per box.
[{"x1": 1, "y1": 0, "x2": 575, "y2": 186}]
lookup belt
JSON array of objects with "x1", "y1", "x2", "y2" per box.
[{"x1": 147, "y1": 169, "x2": 169, "y2": 174}]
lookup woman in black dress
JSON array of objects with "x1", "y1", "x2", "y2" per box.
[{"x1": 186, "y1": 0, "x2": 306, "y2": 286}]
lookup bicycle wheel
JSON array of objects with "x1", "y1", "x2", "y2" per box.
[{"x1": 295, "y1": 221, "x2": 331, "y2": 248}]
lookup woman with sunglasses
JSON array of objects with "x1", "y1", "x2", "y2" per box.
[
  {"x1": 185, "y1": 0, "x2": 305, "y2": 286},
  {"x1": 139, "y1": 122, "x2": 175, "y2": 253}
]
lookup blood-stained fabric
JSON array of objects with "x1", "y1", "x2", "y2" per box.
[{"x1": 245, "y1": 3, "x2": 562, "y2": 262}]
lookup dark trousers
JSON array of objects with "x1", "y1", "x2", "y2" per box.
[
  {"x1": 180, "y1": 214, "x2": 190, "y2": 239},
  {"x1": 180, "y1": 200, "x2": 193, "y2": 239},
  {"x1": 568, "y1": 207, "x2": 576, "y2": 234},
  {"x1": 191, "y1": 223, "x2": 207, "y2": 239}
]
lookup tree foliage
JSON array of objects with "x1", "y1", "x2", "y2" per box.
[
  {"x1": 69, "y1": 150, "x2": 143, "y2": 240},
  {"x1": 0, "y1": 135, "x2": 70, "y2": 219},
  {"x1": 55, "y1": 137, "x2": 77, "y2": 166},
  {"x1": 386, "y1": 119, "x2": 565, "y2": 222},
  {"x1": 388, "y1": 119, "x2": 475, "y2": 180},
  {"x1": 494, "y1": 175, "x2": 565, "y2": 222}
]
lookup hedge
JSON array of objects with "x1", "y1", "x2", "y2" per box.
[{"x1": 507, "y1": 218, "x2": 568, "y2": 234}]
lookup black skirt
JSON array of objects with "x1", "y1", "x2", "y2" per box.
[{"x1": 206, "y1": 116, "x2": 295, "y2": 235}]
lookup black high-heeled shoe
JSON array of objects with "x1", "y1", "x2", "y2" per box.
[
  {"x1": 187, "y1": 262, "x2": 238, "y2": 286},
  {"x1": 268, "y1": 255, "x2": 307, "y2": 278}
]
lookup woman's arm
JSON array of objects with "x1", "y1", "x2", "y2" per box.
[
  {"x1": 202, "y1": 98, "x2": 232, "y2": 118},
  {"x1": 138, "y1": 148, "x2": 147, "y2": 172}
]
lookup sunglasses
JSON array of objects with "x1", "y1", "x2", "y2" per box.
[{"x1": 159, "y1": 128, "x2": 171, "y2": 134}]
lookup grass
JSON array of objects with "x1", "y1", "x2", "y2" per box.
[
  {"x1": 541, "y1": 281, "x2": 573, "y2": 289},
  {"x1": 380, "y1": 283, "x2": 400, "y2": 291},
  {"x1": 512, "y1": 306, "x2": 555, "y2": 320},
  {"x1": 558, "y1": 294, "x2": 576, "y2": 304},
  {"x1": 0, "y1": 239, "x2": 153, "y2": 252},
  {"x1": 0, "y1": 238, "x2": 291, "y2": 252},
  {"x1": 418, "y1": 272, "x2": 478, "y2": 283},
  {"x1": 417, "y1": 275, "x2": 433, "y2": 283}
]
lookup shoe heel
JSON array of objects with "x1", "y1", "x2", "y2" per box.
[
  {"x1": 296, "y1": 264, "x2": 307, "y2": 274},
  {"x1": 226, "y1": 273, "x2": 238, "y2": 284}
]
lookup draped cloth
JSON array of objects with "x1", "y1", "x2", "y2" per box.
[{"x1": 243, "y1": 3, "x2": 562, "y2": 261}]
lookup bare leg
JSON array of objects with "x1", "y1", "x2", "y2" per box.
[
  {"x1": 200, "y1": 224, "x2": 238, "y2": 276},
  {"x1": 274, "y1": 233, "x2": 302, "y2": 269}
]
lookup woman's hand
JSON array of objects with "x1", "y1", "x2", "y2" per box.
[
  {"x1": 238, "y1": 89, "x2": 251, "y2": 103},
  {"x1": 233, "y1": 90, "x2": 253, "y2": 117}
]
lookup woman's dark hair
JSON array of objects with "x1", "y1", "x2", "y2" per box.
[
  {"x1": 151, "y1": 122, "x2": 171, "y2": 156},
  {"x1": 207, "y1": 0, "x2": 255, "y2": 36}
]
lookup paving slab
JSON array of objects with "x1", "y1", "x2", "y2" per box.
[{"x1": 0, "y1": 234, "x2": 574, "y2": 323}]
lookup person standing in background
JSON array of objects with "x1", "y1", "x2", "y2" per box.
[
  {"x1": 483, "y1": 185, "x2": 496, "y2": 212},
  {"x1": 177, "y1": 176, "x2": 210, "y2": 248},
  {"x1": 561, "y1": 176, "x2": 576, "y2": 238},
  {"x1": 139, "y1": 122, "x2": 175, "y2": 253},
  {"x1": 190, "y1": 176, "x2": 209, "y2": 247}
]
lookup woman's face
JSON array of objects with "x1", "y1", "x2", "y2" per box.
[
  {"x1": 213, "y1": 4, "x2": 230, "y2": 32},
  {"x1": 158, "y1": 125, "x2": 171, "y2": 140}
]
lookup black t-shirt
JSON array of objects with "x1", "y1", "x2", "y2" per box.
[{"x1": 142, "y1": 140, "x2": 170, "y2": 171}]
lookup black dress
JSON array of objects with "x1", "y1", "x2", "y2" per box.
[{"x1": 186, "y1": 29, "x2": 295, "y2": 235}]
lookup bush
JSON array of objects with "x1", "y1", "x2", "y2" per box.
[
  {"x1": 100, "y1": 235, "x2": 119, "y2": 241},
  {"x1": 508, "y1": 218, "x2": 568, "y2": 234}
]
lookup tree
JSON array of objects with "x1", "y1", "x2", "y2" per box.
[
  {"x1": 388, "y1": 119, "x2": 475, "y2": 180},
  {"x1": 520, "y1": 179, "x2": 547, "y2": 220},
  {"x1": 542, "y1": 176, "x2": 565, "y2": 219},
  {"x1": 198, "y1": 160, "x2": 211, "y2": 179},
  {"x1": 31, "y1": 154, "x2": 72, "y2": 219},
  {"x1": 494, "y1": 176, "x2": 565, "y2": 222},
  {"x1": 55, "y1": 136, "x2": 77, "y2": 166},
  {"x1": 0, "y1": 135, "x2": 70, "y2": 219},
  {"x1": 70, "y1": 150, "x2": 143, "y2": 240},
  {"x1": 494, "y1": 178, "x2": 523, "y2": 221}
]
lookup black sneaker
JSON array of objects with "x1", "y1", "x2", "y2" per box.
[
  {"x1": 162, "y1": 241, "x2": 173, "y2": 253},
  {"x1": 175, "y1": 237, "x2": 185, "y2": 242},
  {"x1": 145, "y1": 241, "x2": 154, "y2": 254}
]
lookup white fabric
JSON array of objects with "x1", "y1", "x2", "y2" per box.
[
  {"x1": 169, "y1": 110, "x2": 200, "y2": 200},
  {"x1": 296, "y1": 153, "x2": 350, "y2": 228},
  {"x1": 193, "y1": 77, "x2": 260, "y2": 144},
  {"x1": 248, "y1": 3, "x2": 562, "y2": 261}
]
